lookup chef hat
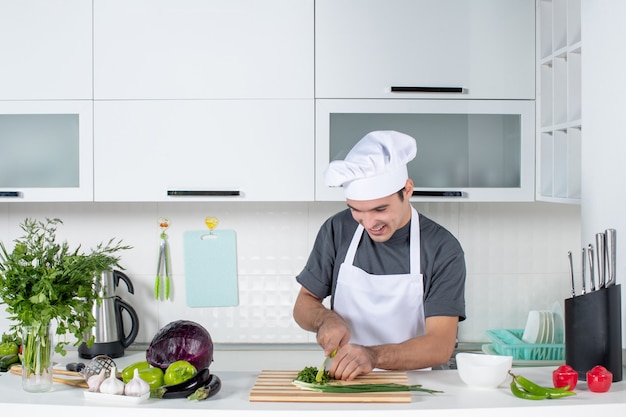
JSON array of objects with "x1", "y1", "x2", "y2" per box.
[{"x1": 324, "y1": 130, "x2": 417, "y2": 200}]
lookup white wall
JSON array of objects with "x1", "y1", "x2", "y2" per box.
[
  {"x1": 0, "y1": 201, "x2": 580, "y2": 346},
  {"x1": 581, "y1": 1, "x2": 626, "y2": 346}
]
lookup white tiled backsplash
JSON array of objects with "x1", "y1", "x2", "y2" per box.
[{"x1": 0, "y1": 201, "x2": 580, "y2": 347}]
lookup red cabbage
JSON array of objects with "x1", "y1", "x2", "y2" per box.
[{"x1": 146, "y1": 320, "x2": 213, "y2": 371}]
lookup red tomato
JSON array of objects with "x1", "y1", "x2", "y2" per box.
[
  {"x1": 586, "y1": 365, "x2": 613, "y2": 393},
  {"x1": 552, "y1": 364, "x2": 578, "y2": 390}
]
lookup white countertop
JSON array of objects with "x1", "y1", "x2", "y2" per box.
[{"x1": 1, "y1": 350, "x2": 625, "y2": 417}]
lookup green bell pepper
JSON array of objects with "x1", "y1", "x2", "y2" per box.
[
  {"x1": 164, "y1": 360, "x2": 197, "y2": 386},
  {"x1": 122, "y1": 361, "x2": 151, "y2": 383},
  {"x1": 0, "y1": 342, "x2": 19, "y2": 357},
  {"x1": 138, "y1": 367, "x2": 165, "y2": 391}
]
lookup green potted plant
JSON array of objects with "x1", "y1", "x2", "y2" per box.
[{"x1": 0, "y1": 218, "x2": 131, "y2": 392}]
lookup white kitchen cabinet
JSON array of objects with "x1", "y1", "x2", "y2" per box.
[
  {"x1": 93, "y1": 0, "x2": 313, "y2": 100},
  {"x1": 315, "y1": 0, "x2": 535, "y2": 100},
  {"x1": 93, "y1": 100, "x2": 314, "y2": 202},
  {"x1": 316, "y1": 99, "x2": 535, "y2": 202},
  {"x1": 0, "y1": 0, "x2": 92, "y2": 100},
  {"x1": 0, "y1": 101, "x2": 94, "y2": 202},
  {"x1": 536, "y1": 0, "x2": 581, "y2": 203}
]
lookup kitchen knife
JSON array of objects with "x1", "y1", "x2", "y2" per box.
[
  {"x1": 596, "y1": 233, "x2": 606, "y2": 288},
  {"x1": 581, "y1": 247, "x2": 587, "y2": 295},
  {"x1": 568, "y1": 251, "x2": 575, "y2": 298},
  {"x1": 588, "y1": 244, "x2": 596, "y2": 292},
  {"x1": 315, "y1": 348, "x2": 337, "y2": 382},
  {"x1": 605, "y1": 229, "x2": 617, "y2": 287}
]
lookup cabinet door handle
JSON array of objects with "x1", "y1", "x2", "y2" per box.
[
  {"x1": 391, "y1": 86, "x2": 464, "y2": 93},
  {"x1": 0, "y1": 191, "x2": 22, "y2": 197},
  {"x1": 167, "y1": 190, "x2": 241, "y2": 197},
  {"x1": 412, "y1": 191, "x2": 463, "y2": 197}
]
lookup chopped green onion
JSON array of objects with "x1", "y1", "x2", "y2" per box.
[{"x1": 292, "y1": 380, "x2": 443, "y2": 394}]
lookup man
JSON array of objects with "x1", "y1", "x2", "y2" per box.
[{"x1": 293, "y1": 130, "x2": 466, "y2": 381}]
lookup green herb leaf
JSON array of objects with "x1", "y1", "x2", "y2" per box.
[
  {"x1": 296, "y1": 366, "x2": 331, "y2": 384},
  {"x1": 0, "y1": 218, "x2": 131, "y2": 356}
]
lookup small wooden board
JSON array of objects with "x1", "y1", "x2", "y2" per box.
[
  {"x1": 9, "y1": 365, "x2": 88, "y2": 388},
  {"x1": 249, "y1": 370, "x2": 412, "y2": 403}
]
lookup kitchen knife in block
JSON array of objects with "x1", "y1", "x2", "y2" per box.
[{"x1": 183, "y1": 229, "x2": 239, "y2": 307}]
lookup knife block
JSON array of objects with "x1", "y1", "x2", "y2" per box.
[{"x1": 564, "y1": 284, "x2": 622, "y2": 382}]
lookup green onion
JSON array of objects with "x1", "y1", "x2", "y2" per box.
[{"x1": 292, "y1": 380, "x2": 443, "y2": 394}]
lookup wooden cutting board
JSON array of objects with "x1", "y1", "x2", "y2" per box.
[
  {"x1": 249, "y1": 370, "x2": 412, "y2": 403},
  {"x1": 9, "y1": 365, "x2": 88, "y2": 388}
]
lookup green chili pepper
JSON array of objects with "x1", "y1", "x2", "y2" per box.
[
  {"x1": 508, "y1": 371, "x2": 576, "y2": 400},
  {"x1": 510, "y1": 379, "x2": 548, "y2": 400}
]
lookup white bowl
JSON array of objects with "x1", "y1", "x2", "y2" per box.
[{"x1": 456, "y1": 352, "x2": 513, "y2": 388}]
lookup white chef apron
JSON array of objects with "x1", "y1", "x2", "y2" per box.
[{"x1": 334, "y1": 207, "x2": 425, "y2": 346}]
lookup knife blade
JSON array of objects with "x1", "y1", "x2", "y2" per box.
[
  {"x1": 315, "y1": 348, "x2": 337, "y2": 382},
  {"x1": 605, "y1": 229, "x2": 617, "y2": 287},
  {"x1": 596, "y1": 233, "x2": 606, "y2": 288},
  {"x1": 588, "y1": 244, "x2": 596, "y2": 292}
]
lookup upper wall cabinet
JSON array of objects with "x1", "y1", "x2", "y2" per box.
[
  {"x1": 93, "y1": 100, "x2": 314, "y2": 202},
  {"x1": 93, "y1": 0, "x2": 314, "y2": 100},
  {"x1": 315, "y1": 99, "x2": 535, "y2": 202},
  {"x1": 315, "y1": 0, "x2": 535, "y2": 100},
  {"x1": 0, "y1": 0, "x2": 92, "y2": 100}
]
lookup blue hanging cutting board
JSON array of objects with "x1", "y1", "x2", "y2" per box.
[{"x1": 183, "y1": 229, "x2": 239, "y2": 307}]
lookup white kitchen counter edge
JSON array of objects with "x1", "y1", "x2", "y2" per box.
[{"x1": 0, "y1": 351, "x2": 625, "y2": 417}]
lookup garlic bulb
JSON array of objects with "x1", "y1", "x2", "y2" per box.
[
  {"x1": 87, "y1": 368, "x2": 106, "y2": 392},
  {"x1": 124, "y1": 368, "x2": 150, "y2": 397},
  {"x1": 98, "y1": 366, "x2": 125, "y2": 395}
]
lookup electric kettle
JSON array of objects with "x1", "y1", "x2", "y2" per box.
[{"x1": 78, "y1": 270, "x2": 139, "y2": 359}]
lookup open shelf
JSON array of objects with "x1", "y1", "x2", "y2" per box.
[{"x1": 536, "y1": 0, "x2": 582, "y2": 203}]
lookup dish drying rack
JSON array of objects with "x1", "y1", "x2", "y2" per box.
[{"x1": 486, "y1": 329, "x2": 565, "y2": 361}]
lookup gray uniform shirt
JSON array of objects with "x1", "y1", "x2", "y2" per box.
[{"x1": 296, "y1": 207, "x2": 466, "y2": 321}]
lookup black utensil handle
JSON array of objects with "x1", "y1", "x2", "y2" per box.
[
  {"x1": 391, "y1": 86, "x2": 464, "y2": 93},
  {"x1": 0, "y1": 191, "x2": 22, "y2": 197},
  {"x1": 167, "y1": 190, "x2": 240, "y2": 196},
  {"x1": 412, "y1": 191, "x2": 463, "y2": 197}
]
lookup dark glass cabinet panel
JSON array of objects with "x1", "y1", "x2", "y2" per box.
[{"x1": 329, "y1": 113, "x2": 522, "y2": 188}]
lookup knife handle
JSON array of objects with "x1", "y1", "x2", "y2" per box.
[
  {"x1": 605, "y1": 229, "x2": 617, "y2": 286},
  {"x1": 588, "y1": 244, "x2": 596, "y2": 292},
  {"x1": 568, "y1": 251, "x2": 575, "y2": 298},
  {"x1": 581, "y1": 247, "x2": 587, "y2": 295},
  {"x1": 596, "y1": 233, "x2": 606, "y2": 288}
]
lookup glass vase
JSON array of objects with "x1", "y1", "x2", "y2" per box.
[{"x1": 21, "y1": 323, "x2": 53, "y2": 393}]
